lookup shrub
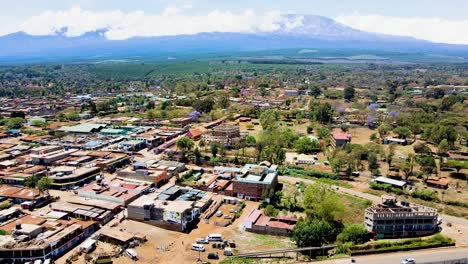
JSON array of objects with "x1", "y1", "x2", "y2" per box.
[{"x1": 411, "y1": 189, "x2": 440, "y2": 202}]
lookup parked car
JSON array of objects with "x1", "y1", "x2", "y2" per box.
[
  {"x1": 224, "y1": 214, "x2": 232, "y2": 219},
  {"x1": 402, "y1": 258, "x2": 416, "y2": 264},
  {"x1": 207, "y1": 253, "x2": 219, "y2": 259},
  {"x1": 216, "y1": 211, "x2": 222, "y2": 217},
  {"x1": 191, "y1": 244, "x2": 205, "y2": 252},
  {"x1": 196, "y1": 238, "x2": 209, "y2": 244},
  {"x1": 229, "y1": 209, "x2": 237, "y2": 213}
]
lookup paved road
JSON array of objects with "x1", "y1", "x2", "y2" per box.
[
  {"x1": 279, "y1": 176, "x2": 468, "y2": 246},
  {"x1": 315, "y1": 247, "x2": 468, "y2": 264}
]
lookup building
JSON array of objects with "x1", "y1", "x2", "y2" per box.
[
  {"x1": 201, "y1": 124, "x2": 246, "y2": 147},
  {"x1": 244, "y1": 208, "x2": 296, "y2": 236},
  {"x1": 374, "y1": 176, "x2": 407, "y2": 189},
  {"x1": 231, "y1": 164, "x2": 278, "y2": 201},
  {"x1": 364, "y1": 196, "x2": 440, "y2": 238},
  {"x1": 330, "y1": 129, "x2": 352, "y2": 149},
  {"x1": 0, "y1": 214, "x2": 97, "y2": 263},
  {"x1": 57, "y1": 123, "x2": 107, "y2": 134},
  {"x1": 119, "y1": 139, "x2": 146, "y2": 152},
  {"x1": 49, "y1": 166, "x2": 101, "y2": 189},
  {"x1": 283, "y1": 89, "x2": 299, "y2": 96},
  {"x1": 383, "y1": 137, "x2": 408, "y2": 146},
  {"x1": 77, "y1": 179, "x2": 150, "y2": 206},
  {"x1": 127, "y1": 195, "x2": 197, "y2": 232},
  {"x1": 31, "y1": 148, "x2": 79, "y2": 165},
  {"x1": 170, "y1": 117, "x2": 192, "y2": 127}
]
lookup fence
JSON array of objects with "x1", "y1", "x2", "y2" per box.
[{"x1": 423, "y1": 259, "x2": 467, "y2": 264}]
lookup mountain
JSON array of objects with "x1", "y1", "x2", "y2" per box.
[{"x1": 0, "y1": 14, "x2": 467, "y2": 63}]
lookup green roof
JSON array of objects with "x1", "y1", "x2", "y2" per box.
[{"x1": 58, "y1": 123, "x2": 107, "y2": 133}]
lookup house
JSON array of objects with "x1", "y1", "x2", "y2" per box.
[
  {"x1": 365, "y1": 196, "x2": 440, "y2": 238},
  {"x1": 49, "y1": 166, "x2": 101, "y2": 189},
  {"x1": 244, "y1": 208, "x2": 296, "y2": 236},
  {"x1": 127, "y1": 195, "x2": 196, "y2": 232},
  {"x1": 426, "y1": 178, "x2": 450, "y2": 189},
  {"x1": 331, "y1": 129, "x2": 352, "y2": 149},
  {"x1": 231, "y1": 164, "x2": 278, "y2": 201},
  {"x1": 283, "y1": 89, "x2": 299, "y2": 96},
  {"x1": 186, "y1": 128, "x2": 204, "y2": 140}
]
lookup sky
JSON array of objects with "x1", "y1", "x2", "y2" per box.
[{"x1": 1, "y1": 0, "x2": 468, "y2": 44}]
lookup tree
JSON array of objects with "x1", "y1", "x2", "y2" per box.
[
  {"x1": 437, "y1": 139, "x2": 450, "y2": 164},
  {"x1": 294, "y1": 137, "x2": 319, "y2": 154},
  {"x1": 146, "y1": 100, "x2": 155, "y2": 110},
  {"x1": 10, "y1": 111, "x2": 25, "y2": 119},
  {"x1": 394, "y1": 126, "x2": 412, "y2": 139},
  {"x1": 368, "y1": 152, "x2": 380, "y2": 174},
  {"x1": 7, "y1": 117, "x2": 24, "y2": 129},
  {"x1": 386, "y1": 143, "x2": 396, "y2": 167},
  {"x1": 282, "y1": 129, "x2": 299, "y2": 148},
  {"x1": 66, "y1": 111, "x2": 81, "y2": 121},
  {"x1": 24, "y1": 175, "x2": 37, "y2": 188},
  {"x1": 37, "y1": 176, "x2": 53, "y2": 195},
  {"x1": 416, "y1": 156, "x2": 437, "y2": 181},
  {"x1": 343, "y1": 86, "x2": 356, "y2": 101},
  {"x1": 245, "y1": 135, "x2": 256, "y2": 147},
  {"x1": 336, "y1": 224, "x2": 369, "y2": 244},
  {"x1": 193, "y1": 98, "x2": 214, "y2": 113},
  {"x1": 309, "y1": 84, "x2": 322, "y2": 98},
  {"x1": 292, "y1": 218, "x2": 341, "y2": 247},
  {"x1": 310, "y1": 102, "x2": 334, "y2": 124},
  {"x1": 210, "y1": 142, "x2": 219, "y2": 158},
  {"x1": 303, "y1": 183, "x2": 344, "y2": 222},
  {"x1": 176, "y1": 136, "x2": 194, "y2": 159},
  {"x1": 263, "y1": 204, "x2": 279, "y2": 217},
  {"x1": 259, "y1": 109, "x2": 280, "y2": 131},
  {"x1": 413, "y1": 143, "x2": 432, "y2": 155},
  {"x1": 400, "y1": 154, "x2": 415, "y2": 182},
  {"x1": 193, "y1": 147, "x2": 202, "y2": 165},
  {"x1": 377, "y1": 123, "x2": 391, "y2": 140}
]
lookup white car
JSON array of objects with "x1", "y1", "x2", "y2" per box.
[
  {"x1": 191, "y1": 244, "x2": 205, "y2": 252},
  {"x1": 402, "y1": 258, "x2": 416, "y2": 264}
]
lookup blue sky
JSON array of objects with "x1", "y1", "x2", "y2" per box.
[{"x1": 1, "y1": 0, "x2": 468, "y2": 44}]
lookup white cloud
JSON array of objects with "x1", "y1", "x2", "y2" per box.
[
  {"x1": 5, "y1": 5, "x2": 295, "y2": 40},
  {"x1": 335, "y1": 13, "x2": 468, "y2": 45}
]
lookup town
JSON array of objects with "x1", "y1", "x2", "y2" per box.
[{"x1": 0, "y1": 61, "x2": 466, "y2": 264}]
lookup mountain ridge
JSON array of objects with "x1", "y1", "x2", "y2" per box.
[{"x1": 0, "y1": 14, "x2": 467, "y2": 63}]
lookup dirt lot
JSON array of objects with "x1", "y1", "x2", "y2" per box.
[{"x1": 57, "y1": 200, "x2": 295, "y2": 264}]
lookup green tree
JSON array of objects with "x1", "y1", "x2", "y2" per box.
[
  {"x1": 282, "y1": 129, "x2": 300, "y2": 148},
  {"x1": 292, "y1": 218, "x2": 342, "y2": 247},
  {"x1": 193, "y1": 147, "x2": 202, "y2": 165},
  {"x1": 294, "y1": 137, "x2": 319, "y2": 154},
  {"x1": 24, "y1": 175, "x2": 38, "y2": 188},
  {"x1": 336, "y1": 224, "x2": 369, "y2": 244},
  {"x1": 394, "y1": 126, "x2": 412, "y2": 139},
  {"x1": 377, "y1": 123, "x2": 391, "y2": 140},
  {"x1": 303, "y1": 183, "x2": 344, "y2": 222},
  {"x1": 210, "y1": 142, "x2": 219, "y2": 158},
  {"x1": 343, "y1": 85, "x2": 356, "y2": 101},
  {"x1": 176, "y1": 136, "x2": 194, "y2": 159},
  {"x1": 7, "y1": 117, "x2": 24, "y2": 129},
  {"x1": 259, "y1": 109, "x2": 280, "y2": 131},
  {"x1": 37, "y1": 176, "x2": 53, "y2": 195},
  {"x1": 368, "y1": 152, "x2": 380, "y2": 174},
  {"x1": 245, "y1": 135, "x2": 257, "y2": 147},
  {"x1": 309, "y1": 84, "x2": 322, "y2": 98},
  {"x1": 263, "y1": 204, "x2": 279, "y2": 217}
]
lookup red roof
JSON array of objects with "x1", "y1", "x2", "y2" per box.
[
  {"x1": 332, "y1": 130, "x2": 352, "y2": 140},
  {"x1": 246, "y1": 208, "x2": 262, "y2": 223},
  {"x1": 267, "y1": 221, "x2": 295, "y2": 230}
]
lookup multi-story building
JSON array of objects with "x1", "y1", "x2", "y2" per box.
[
  {"x1": 330, "y1": 129, "x2": 352, "y2": 149},
  {"x1": 231, "y1": 164, "x2": 278, "y2": 201},
  {"x1": 364, "y1": 195, "x2": 441, "y2": 238},
  {"x1": 201, "y1": 124, "x2": 246, "y2": 147}
]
